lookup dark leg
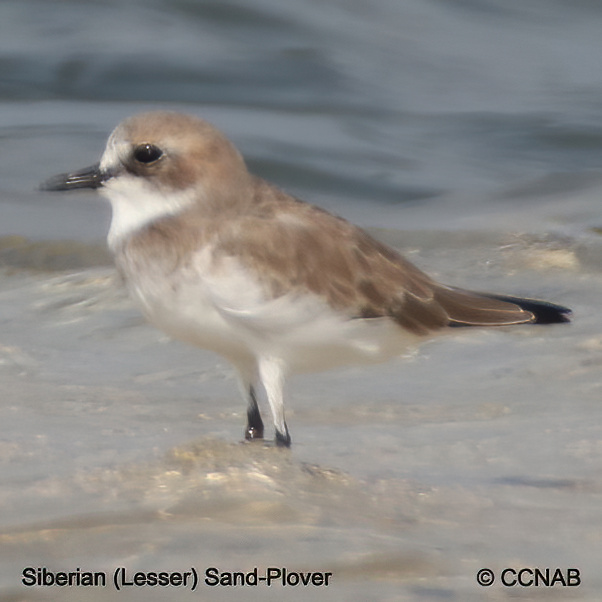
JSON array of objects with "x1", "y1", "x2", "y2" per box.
[
  {"x1": 245, "y1": 385, "x2": 264, "y2": 441},
  {"x1": 275, "y1": 422, "x2": 291, "y2": 448},
  {"x1": 257, "y1": 357, "x2": 292, "y2": 448}
]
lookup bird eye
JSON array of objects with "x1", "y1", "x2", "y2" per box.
[{"x1": 133, "y1": 143, "x2": 163, "y2": 164}]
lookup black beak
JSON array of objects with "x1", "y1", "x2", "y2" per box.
[{"x1": 40, "y1": 163, "x2": 106, "y2": 191}]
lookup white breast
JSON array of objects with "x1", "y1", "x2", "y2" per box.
[
  {"x1": 117, "y1": 243, "x2": 422, "y2": 375},
  {"x1": 100, "y1": 176, "x2": 197, "y2": 252}
]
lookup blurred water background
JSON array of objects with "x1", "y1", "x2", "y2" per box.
[{"x1": 1, "y1": 0, "x2": 601, "y2": 600}]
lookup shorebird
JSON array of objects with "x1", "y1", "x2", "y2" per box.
[{"x1": 42, "y1": 111, "x2": 571, "y2": 447}]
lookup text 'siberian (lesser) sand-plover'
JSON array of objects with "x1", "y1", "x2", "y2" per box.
[{"x1": 42, "y1": 111, "x2": 571, "y2": 447}]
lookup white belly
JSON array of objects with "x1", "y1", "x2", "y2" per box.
[{"x1": 118, "y1": 249, "x2": 423, "y2": 375}]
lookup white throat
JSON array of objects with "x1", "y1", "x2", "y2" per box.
[{"x1": 101, "y1": 175, "x2": 196, "y2": 251}]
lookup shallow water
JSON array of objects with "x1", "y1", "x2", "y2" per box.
[{"x1": 1, "y1": 0, "x2": 602, "y2": 600}]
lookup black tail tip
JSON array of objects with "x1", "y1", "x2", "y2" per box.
[
  {"x1": 525, "y1": 300, "x2": 572, "y2": 324},
  {"x1": 486, "y1": 294, "x2": 572, "y2": 325}
]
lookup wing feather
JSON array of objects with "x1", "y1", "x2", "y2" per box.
[
  {"x1": 211, "y1": 179, "x2": 537, "y2": 335},
  {"x1": 134, "y1": 177, "x2": 551, "y2": 336}
]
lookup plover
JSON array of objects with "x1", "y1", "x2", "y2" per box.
[{"x1": 42, "y1": 111, "x2": 571, "y2": 447}]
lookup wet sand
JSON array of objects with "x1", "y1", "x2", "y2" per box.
[{"x1": 0, "y1": 226, "x2": 598, "y2": 601}]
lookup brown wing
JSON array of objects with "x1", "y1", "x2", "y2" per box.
[
  {"x1": 432, "y1": 286, "x2": 535, "y2": 327},
  {"x1": 210, "y1": 178, "x2": 536, "y2": 335}
]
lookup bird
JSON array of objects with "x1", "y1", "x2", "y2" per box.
[{"x1": 41, "y1": 111, "x2": 571, "y2": 447}]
